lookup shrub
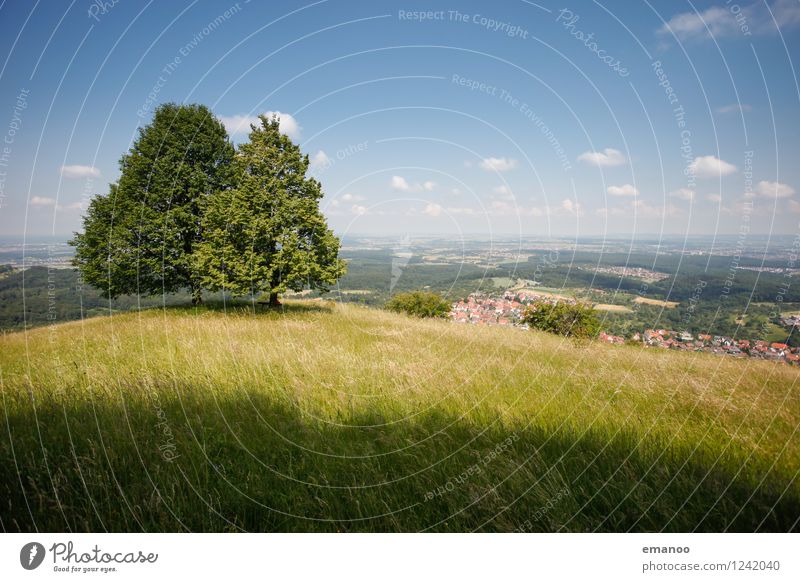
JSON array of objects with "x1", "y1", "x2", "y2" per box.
[
  {"x1": 386, "y1": 291, "x2": 451, "y2": 318},
  {"x1": 522, "y1": 301, "x2": 600, "y2": 338}
]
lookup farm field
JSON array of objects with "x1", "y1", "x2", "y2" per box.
[{"x1": 633, "y1": 296, "x2": 680, "y2": 309}]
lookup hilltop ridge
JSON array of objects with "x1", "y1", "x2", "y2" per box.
[{"x1": 1, "y1": 302, "x2": 798, "y2": 532}]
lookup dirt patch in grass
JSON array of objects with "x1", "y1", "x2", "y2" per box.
[{"x1": 594, "y1": 303, "x2": 633, "y2": 313}]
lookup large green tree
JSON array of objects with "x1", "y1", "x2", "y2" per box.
[
  {"x1": 194, "y1": 115, "x2": 346, "y2": 306},
  {"x1": 71, "y1": 103, "x2": 234, "y2": 303}
]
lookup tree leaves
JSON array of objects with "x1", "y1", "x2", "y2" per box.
[
  {"x1": 71, "y1": 104, "x2": 234, "y2": 301},
  {"x1": 522, "y1": 301, "x2": 601, "y2": 338},
  {"x1": 71, "y1": 107, "x2": 344, "y2": 304},
  {"x1": 386, "y1": 291, "x2": 451, "y2": 318},
  {"x1": 193, "y1": 114, "x2": 346, "y2": 299}
]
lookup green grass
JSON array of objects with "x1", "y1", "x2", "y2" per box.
[
  {"x1": 489, "y1": 276, "x2": 515, "y2": 289},
  {"x1": 1, "y1": 301, "x2": 798, "y2": 532}
]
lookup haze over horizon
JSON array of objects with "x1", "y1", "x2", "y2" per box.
[{"x1": 1, "y1": 0, "x2": 799, "y2": 239}]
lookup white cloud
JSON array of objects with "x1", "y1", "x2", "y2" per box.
[
  {"x1": 669, "y1": 188, "x2": 695, "y2": 200},
  {"x1": 310, "y1": 150, "x2": 331, "y2": 169},
  {"x1": 560, "y1": 199, "x2": 582, "y2": 214},
  {"x1": 30, "y1": 196, "x2": 56, "y2": 206},
  {"x1": 688, "y1": 155, "x2": 737, "y2": 178},
  {"x1": 632, "y1": 199, "x2": 682, "y2": 217},
  {"x1": 659, "y1": 6, "x2": 737, "y2": 40},
  {"x1": 219, "y1": 111, "x2": 301, "y2": 140},
  {"x1": 391, "y1": 175, "x2": 413, "y2": 191},
  {"x1": 267, "y1": 111, "x2": 301, "y2": 140},
  {"x1": 60, "y1": 165, "x2": 100, "y2": 179},
  {"x1": 422, "y1": 203, "x2": 443, "y2": 217},
  {"x1": 418, "y1": 204, "x2": 479, "y2": 216},
  {"x1": 659, "y1": 0, "x2": 800, "y2": 41},
  {"x1": 219, "y1": 114, "x2": 258, "y2": 135},
  {"x1": 754, "y1": 180, "x2": 795, "y2": 198},
  {"x1": 351, "y1": 204, "x2": 368, "y2": 216},
  {"x1": 391, "y1": 175, "x2": 435, "y2": 193},
  {"x1": 577, "y1": 148, "x2": 626, "y2": 167},
  {"x1": 717, "y1": 103, "x2": 752, "y2": 114},
  {"x1": 607, "y1": 184, "x2": 638, "y2": 197},
  {"x1": 721, "y1": 200, "x2": 765, "y2": 216},
  {"x1": 706, "y1": 193, "x2": 722, "y2": 203},
  {"x1": 789, "y1": 200, "x2": 800, "y2": 213},
  {"x1": 330, "y1": 193, "x2": 364, "y2": 208},
  {"x1": 773, "y1": 0, "x2": 800, "y2": 29},
  {"x1": 492, "y1": 185, "x2": 515, "y2": 200},
  {"x1": 479, "y1": 157, "x2": 518, "y2": 172}
]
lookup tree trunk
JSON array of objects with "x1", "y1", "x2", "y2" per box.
[
  {"x1": 191, "y1": 286, "x2": 203, "y2": 305},
  {"x1": 268, "y1": 291, "x2": 281, "y2": 308}
]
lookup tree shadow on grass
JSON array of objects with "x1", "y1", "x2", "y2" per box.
[
  {"x1": 164, "y1": 298, "x2": 335, "y2": 319},
  {"x1": 2, "y1": 387, "x2": 797, "y2": 533}
]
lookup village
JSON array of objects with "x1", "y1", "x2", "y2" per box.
[
  {"x1": 577, "y1": 265, "x2": 671, "y2": 282},
  {"x1": 450, "y1": 292, "x2": 800, "y2": 365}
]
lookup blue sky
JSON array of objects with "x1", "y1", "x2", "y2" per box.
[{"x1": 1, "y1": 0, "x2": 799, "y2": 238}]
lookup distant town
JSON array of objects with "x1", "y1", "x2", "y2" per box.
[
  {"x1": 451, "y1": 291, "x2": 800, "y2": 365},
  {"x1": 2, "y1": 235, "x2": 798, "y2": 354}
]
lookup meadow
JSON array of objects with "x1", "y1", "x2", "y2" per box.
[{"x1": 1, "y1": 301, "x2": 798, "y2": 532}]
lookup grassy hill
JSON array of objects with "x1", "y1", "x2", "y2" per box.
[{"x1": 1, "y1": 301, "x2": 798, "y2": 532}]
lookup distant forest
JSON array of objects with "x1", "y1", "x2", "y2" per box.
[
  {"x1": 1, "y1": 247, "x2": 797, "y2": 346},
  {"x1": 0, "y1": 266, "x2": 192, "y2": 330}
]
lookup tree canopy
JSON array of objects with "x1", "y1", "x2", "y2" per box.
[
  {"x1": 71, "y1": 106, "x2": 345, "y2": 306},
  {"x1": 386, "y1": 291, "x2": 452, "y2": 318},
  {"x1": 71, "y1": 103, "x2": 234, "y2": 302},
  {"x1": 522, "y1": 301, "x2": 600, "y2": 338},
  {"x1": 193, "y1": 115, "x2": 346, "y2": 305}
]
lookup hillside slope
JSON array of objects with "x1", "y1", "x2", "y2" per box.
[{"x1": 1, "y1": 301, "x2": 798, "y2": 532}]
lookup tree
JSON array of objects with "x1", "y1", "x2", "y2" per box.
[
  {"x1": 193, "y1": 115, "x2": 346, "y2": 306},
  {"x1": 522, "y1": 301, "x2": 600, "y2": 338},
  {"x1": 386, "y1": 291, "x2": 451, "y2": 318},
  {"x1": 71, "y1": 103, "x2": 234, "y2": 303}
]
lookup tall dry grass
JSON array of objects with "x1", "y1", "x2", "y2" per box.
[{"x1": 1, "y1": 301, "x2": 798, "y2": 531}]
